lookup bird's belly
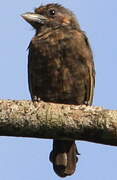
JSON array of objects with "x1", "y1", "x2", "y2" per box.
[{"x1": 31, "y1": 57, "x2": 86, "y2": 105}]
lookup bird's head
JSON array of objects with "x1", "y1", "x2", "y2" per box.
[{"x1": 21, "y1": 3, "x2": 80, "y2": 32}]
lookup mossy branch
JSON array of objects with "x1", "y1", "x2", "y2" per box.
[{"x1": 0, "y1": 100, "x2": 117, "y2": 146}]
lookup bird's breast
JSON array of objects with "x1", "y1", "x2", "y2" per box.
[{"x1": 29, "y1": 30, "x2": 87, "y2": 104}]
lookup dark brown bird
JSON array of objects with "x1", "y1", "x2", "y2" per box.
[{"x1": 22, "y1": 3, "x2": 95, "y2": 177}]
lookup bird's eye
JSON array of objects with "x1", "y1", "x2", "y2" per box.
[{"x1": 48, "y1": 9, "x2": 56, "y2": 16}]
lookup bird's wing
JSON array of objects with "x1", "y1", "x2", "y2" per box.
[
  {"x1": 74, "y1": 30, "x2": 95, "y2": 105},
  {"x1": 28, "y1": 41, "x2": 36, "y2": 101},
  {"x1": 82, "y1": 32, "x2": 95, "y2": 105}
]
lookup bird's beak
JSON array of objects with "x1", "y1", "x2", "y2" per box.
[{"x1": 21, "y1": 12, "x2": 48, "y2": 25}]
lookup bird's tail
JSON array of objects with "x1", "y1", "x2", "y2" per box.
[{"x1": 49, "y1": 140, "x2": 78, "y2": 177}]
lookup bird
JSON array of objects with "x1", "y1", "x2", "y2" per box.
[{"x1": 21, "y1": 3, "x2": 95, "y2": 177}]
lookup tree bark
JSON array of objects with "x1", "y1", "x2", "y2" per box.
[{"x1": 0, "y1": 100, "x2": 117, "y2": 146}]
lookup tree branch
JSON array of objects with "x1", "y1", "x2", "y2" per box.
[{"x1": 0, "y1": 100, "x2": 117, "y2": 146}]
